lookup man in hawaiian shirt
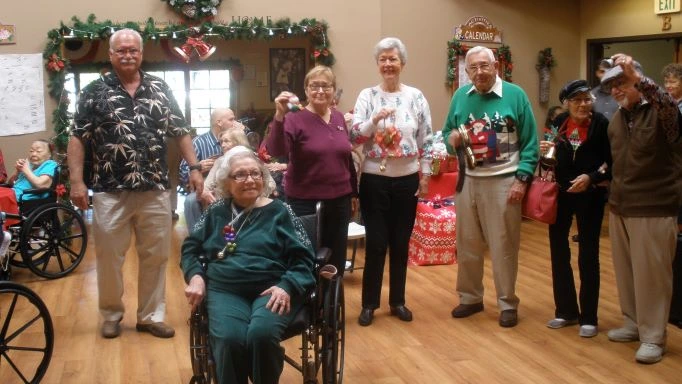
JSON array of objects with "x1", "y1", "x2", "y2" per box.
[{"x1": 67, "y1": 28, "x2": 203, "y2": 339}]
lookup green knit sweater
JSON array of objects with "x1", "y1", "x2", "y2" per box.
[
  {"x1": 442, "y1": 80, "x2": 538, "y2": 177},
  {"x1": 181, "y1": 199, "x2": 315, "y2": 297}
]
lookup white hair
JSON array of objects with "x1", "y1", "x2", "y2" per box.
[
  {"x1": 109, "y1": 28, "x2": 143, "y2": 52},
  {"x1": 374, "y1": 37, "x2": 408, "y2": 64},
  {"x1": 465, "y1": 46, "x2": 496, "y2": 63},
  {"x1": 214, "y1": 146, "x2": 275, "y2": 199}
]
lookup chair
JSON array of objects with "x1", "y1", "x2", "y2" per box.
[
  {"x1": 1, "y1": 167, "x2": 88, "y2": 280},
  {"x1": 188, "y1": 202, "x2": 345, "y2": 384},
  {"x1": 345, "y1": 221, "x2": 365, "y2": 273}
]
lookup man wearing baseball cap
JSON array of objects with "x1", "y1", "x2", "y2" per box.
[{"x1": 602, "y1": 53, "x2": 682, "y2": 364}]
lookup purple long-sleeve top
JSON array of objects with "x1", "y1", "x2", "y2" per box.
[{"x1": 264, "y1": 108, "x2": 357, "y2": 200}]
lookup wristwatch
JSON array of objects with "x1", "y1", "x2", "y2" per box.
[
  {"x1": 515, "y1": 173, "x2": 532, "y2": 183},
  {"x1": 188, "y1": 164, "x2": 202, "y2": 172}
]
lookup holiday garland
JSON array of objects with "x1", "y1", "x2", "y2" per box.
[
  {"x1": 445, "y1": 38, "x2": 512, "y2": 87},
  {"x1": 43, "y1": 14, "x2": 336, "y2": 192}
]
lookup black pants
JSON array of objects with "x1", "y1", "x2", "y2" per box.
[
  {"x1": 359, "y1": 172, "x2": 418, "y2": 309},
  {"x1": 548, "y1": 187, "x2": 606, "y2": 326},
  {"x1": 287, "y1": 195, "x2": 351, "y2": 274}
]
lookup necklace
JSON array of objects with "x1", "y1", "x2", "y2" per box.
[{"x1": 216, "y1": 201, "x2": 256, "y2": 259}]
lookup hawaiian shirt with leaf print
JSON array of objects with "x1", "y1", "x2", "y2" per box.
[{"x1": 72, "y1": 71, "x2": 189, "y2": 192}]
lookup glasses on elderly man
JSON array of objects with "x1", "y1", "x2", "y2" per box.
[
  {"x1": 230, "y1": 170, "x2": 263, "y2": 182},
  {"x1": 112, "y1": 48, "x2": 141, "y2": 56},
  {"x1": 466, "y1": 63, "x2": 492, "y2": 72}
]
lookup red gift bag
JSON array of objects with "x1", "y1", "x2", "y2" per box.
[
  {"x1": 408, "y1": 198, "x2": 457, "y2": 266},
  {"x1": 425, "y1": 171, "x2": 458, "y2": 199}
]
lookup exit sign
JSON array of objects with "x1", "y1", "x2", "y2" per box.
[{"x1": 656, "y1": 0, "x2": 680, "y2": 14}]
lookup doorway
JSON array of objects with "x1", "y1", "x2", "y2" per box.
[{"x1": 586, "y1": 33, "x2": 682, "y2": 86}]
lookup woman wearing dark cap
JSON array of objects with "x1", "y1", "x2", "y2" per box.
[{"x1": 540, "y1": 80, "x2": 612, "y2": 338}]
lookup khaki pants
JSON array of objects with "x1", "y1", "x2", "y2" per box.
[
  {"x1": 609, "y1": 212, "x2": 675, "y2": 344},
  {"x1": 93, "y1": 190, "x2": 171, "y2": 323},
  {"x1": 455, "y1": 174, "x2": 521, "y2": 311}
]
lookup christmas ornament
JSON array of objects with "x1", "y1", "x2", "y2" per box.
[
  {"x1": 173, "y1": 35, "x2": 216, "y2": 63},
  {"x1": 287, "y1": 96, "x2": 303, "y2": 112}
]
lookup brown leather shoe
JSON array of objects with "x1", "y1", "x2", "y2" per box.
[
  {"x1": 101, "y1": 319, "x2": 122, "y2": 338},
  {"x1": 451, "y1": 302, "x2": 484, "y2": 318},
  {"x1": 499, "y1": 310, "x2": 518, "y2": 328},
  {"x1": 136, "y1": 322, "x2": 175, "y2": 338}
]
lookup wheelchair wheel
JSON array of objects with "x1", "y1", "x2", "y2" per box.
[
  {"x1": 17, "y1": 203, "x2": 87, "y2": 279},
  {"x1": 188, "y1": 302, "x2": 216, "y2": 384},
  {"x1": 0, "y1": 281, "x2": 54, "y2": 383},
  {"x1": 321, "y1": 276, "x2": 344, "y2": 384}
]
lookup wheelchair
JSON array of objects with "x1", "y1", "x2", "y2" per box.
[
  {"x1": 0, "y1": 212, "x2": 55, "y2": 383},
  {"x1": 1, "y1": 169, "x2": 87, "y2": 280},
  {"x1": 188, "y1": 202, "x2": 345, "y2": 384}
]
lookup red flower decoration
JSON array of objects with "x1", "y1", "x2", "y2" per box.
[
  {"x1": 46, "y1": 54, "x2": 65, "y2": 72},
  {"x1": 55, "y1": 184, "x2": 66, "y2": 197},
  {"x1": 257, "y1": 146, "x2": 272, "y2": 163}
]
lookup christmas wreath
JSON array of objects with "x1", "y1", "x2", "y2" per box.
[{"x1": 162, "y1": 0, "x2": 222, "y2": 21}]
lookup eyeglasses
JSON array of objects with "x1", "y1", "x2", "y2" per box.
[
  {"x1": 112, "y1": 48, "x2": 141, "y2": 56},
  {"x1": 307, "y1": 83, "x2": 333, "y2": 92},
  {"x1": 229, "y1": 170, "x2": 263, "y2": 182},
  {"x1": 568, "y1": 98, "x2": 593, "y2": 104},
  {"x1": 466, "y1": 63, "x2": 492, "y2": 72}
]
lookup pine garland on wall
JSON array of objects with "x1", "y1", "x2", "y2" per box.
[{"x1": 43, "y1": 14, "x2": 336, "y2": 179}]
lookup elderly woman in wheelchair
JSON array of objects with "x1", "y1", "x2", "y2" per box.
[
  {"x1": 0, "y1": 140, "x2": 58, "y2": 225},
  {"x1": 181, "y1": 148, "x2": 316, "y2": 384}
]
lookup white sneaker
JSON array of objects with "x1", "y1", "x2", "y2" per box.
[
  {"x1": 607, "y1": 327, "x2": 639, "y2": 342},
  {"x1": 635, "y1": 343, "x2": 665, "y2": 364},
  {"x1": 546, "y1": 318, "x2": 578, "y2": 329},
  {"x1": 579, "y1": 325, "x2": 597, "y2": 338}
]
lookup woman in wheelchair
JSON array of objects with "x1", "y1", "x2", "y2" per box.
[
  {"x1": 181, "y1": 149, "x2": 316, "y2": 384},
  {"x1": 0, "y1": 140, "x2": 58, "y2": 227}
]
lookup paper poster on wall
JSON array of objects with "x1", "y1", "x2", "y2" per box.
[{"x1": 0, "y1": 53, "x2": 46, "y2": 136}]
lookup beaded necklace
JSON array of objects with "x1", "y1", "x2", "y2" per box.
[{"x1": 216, "y1": 201, "x2": 256, "y2": 259}]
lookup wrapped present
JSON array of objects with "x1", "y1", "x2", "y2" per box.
[{"x1": 408, "y1": 197, "x2": 457, "y2": 266}]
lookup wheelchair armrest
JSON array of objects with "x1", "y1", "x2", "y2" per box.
[
  {"x1": 315, "y1": 246, "x2": 332, "y2": 265},
  {"x1": 20, "y1": 187, "x2": 53, "y2": 199}
]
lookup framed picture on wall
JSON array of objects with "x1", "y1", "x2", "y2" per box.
[{"x1": 269, "y1": 48, "x2": 306, "y2": 101}]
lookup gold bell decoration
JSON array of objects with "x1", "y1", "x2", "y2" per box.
[
  {"x1": 456, "y1": 125, "x2": 477, "y2": 169},
  {"x1": 540, "y1": 145, "x2": 557, "y2": 167}
]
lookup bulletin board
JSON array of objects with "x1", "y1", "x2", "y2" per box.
[{"x1": 0, "y1": 53, "x2": 46, "y2": 136}]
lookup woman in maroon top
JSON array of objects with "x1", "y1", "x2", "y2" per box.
[{"x1": 263, "y1": 65, "x2": 357, "y2": 274}]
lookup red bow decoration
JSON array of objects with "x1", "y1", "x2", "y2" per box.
[
  {"x1": 173, "y1": 35, "x2": 216, "y2": 63},
  {"x1": 375, "y1": 125, "x2": 402, "y2": 156},
  {"x1": 46, "y1": 54, "x2": 65, "y2": 72}
]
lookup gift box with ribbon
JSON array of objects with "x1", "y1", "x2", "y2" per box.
[{"x1": 408, "y1": 196, "x2": 457, "y2": 266}]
